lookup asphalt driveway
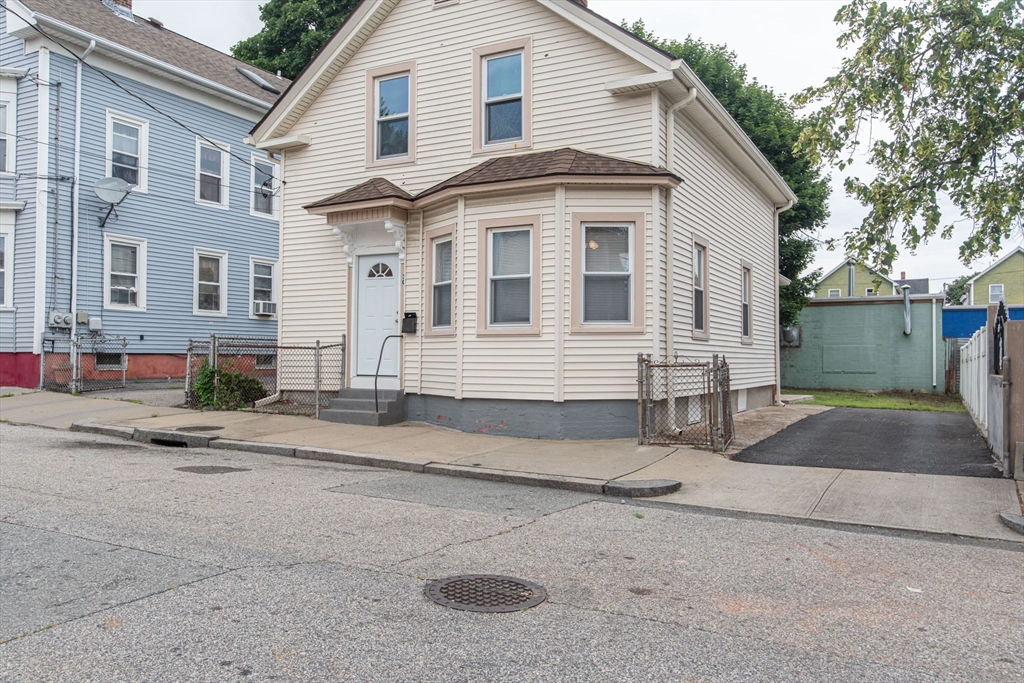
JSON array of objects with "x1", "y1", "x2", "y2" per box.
[{"x1": 735, "y1": 407, "x2": 1001, "y2": 478}]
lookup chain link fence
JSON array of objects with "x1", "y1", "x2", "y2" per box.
[
  {"x1": 637, "y1": 353, "x2": 734, "y2": 451},
  {"x1": 40, "y1": 336, "x2": 128, "y2": 393},
  {"x1": 185, "y1": 335, "x2": 346, "y2": 418}
]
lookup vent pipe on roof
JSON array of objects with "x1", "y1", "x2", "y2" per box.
[{"x1": 848, "y1": 261, "x2": 855, "y2": 297}]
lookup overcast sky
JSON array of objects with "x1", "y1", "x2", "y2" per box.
[{"x1": 132, "y1": 0, "x2": 1023, "y2": 287}]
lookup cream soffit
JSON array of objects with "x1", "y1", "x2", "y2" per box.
[{"x1": 251, "y1": 0, "x2": 796, "y2": 206}]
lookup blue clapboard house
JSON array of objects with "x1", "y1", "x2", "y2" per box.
[{"x1": 0, "y1": 0, "x2": 289, "y2": 386}]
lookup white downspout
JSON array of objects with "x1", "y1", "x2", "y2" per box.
[
  {"x1": 932, "y1": 296, "x2": 937, "y2": 389},
  {"x1": 664, "y1": 85, "x2": 696, "y2": 434},
  {"x1": 70, "y1": 40, "x2": 95, "y2": 324},
  {"x1": 774, "y1": 199, "x2": 793, "y2": 404},
  {"x1": 32, "y1": 48, "x2": 51, "y2": 356}
]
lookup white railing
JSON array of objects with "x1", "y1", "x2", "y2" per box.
[{"x1": 959, "y1": 325, "x2": 988, "y2": 430}]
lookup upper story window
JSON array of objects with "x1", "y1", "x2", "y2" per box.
[
  {"x1": 990, "y1": 284, "x2": 1004, "y2": 303},
  {"x1": 0, "y1": 102, "x2": 10, "y2": 174},
  {"x1": 106, "y1": 111, "x2": 149, "y2": 192},
  {"x1": 474, "y1": 38, "x2": 532, "y2": 153},
  {"x1": 485, "y1": 53, "x2": 523, "y2": 144},
  {"x1": 432, "y1": 237, "x2": 453, "y2": 329},
  {"x1": 250, "y1": 257, "x2": 277, "y2": 318},
  {"x1": 103, "y1": 233, "x2": 147, "y2": 311},
  {"x1": 693, "y1": 238, "x2": 709, "y2": 338},
  {"x1": 251, "y1": 154, "x2": 279, "y2": 218},
  {"x1": 376, "y1": 74, "x2": 410, "y2": 159},
  {"x1": 196, "y1": 139, "x2": 230, "y2": 209}
]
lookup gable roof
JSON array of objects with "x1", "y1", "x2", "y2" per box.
[
  {"x1": 8, "y1": 0, "x2": 290, "y2": 110},
  {"x1": 249, "y1": 0, "x2": 796, "y2": 207},
  {"x1": 894, "y1": 278, "x2": 930, "y2": 295},
  {"x1": 304, "y1": 178, "x2": 414, "y2": 210},
  {"x1": 304, "y1": 148, "x2": 679, "y2": 211},
  {"x1": 965, "y1": 246, "x2": 1024, "y2": 286},
  {"x1": 816, "y1": 258, "x2": 897, "y2": 288}
]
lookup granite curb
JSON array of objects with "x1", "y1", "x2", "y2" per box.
[{"x1": 69, "y1": 420, "x2": 679, "y2": 497}]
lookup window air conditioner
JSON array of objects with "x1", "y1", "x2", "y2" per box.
[{"x1": 253, "y1": 301, "x2": 277, "y2": 317}]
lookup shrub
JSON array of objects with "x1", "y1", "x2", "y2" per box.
[{"x1": 192, "y1": 359, "x2": 268, "y2": 410}]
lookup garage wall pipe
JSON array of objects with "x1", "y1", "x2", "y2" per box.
[
  {"x1": 664, "y1": 85, "x2": 696, "y2": 434},
  {"x1": 902, "y1": 285, "x2": 912, "y2": 335}
]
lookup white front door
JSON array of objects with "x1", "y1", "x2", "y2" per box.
[{"x1": 356, "y1": 254, "x2": 400, "y2": 377}]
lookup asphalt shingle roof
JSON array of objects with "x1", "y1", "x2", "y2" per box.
[
  {"x1": 18, "y1": 0, "x2": 290, "y2": 105},
  {"x1": 304, "y1": 178, "x2": 414, "y2": 210}
]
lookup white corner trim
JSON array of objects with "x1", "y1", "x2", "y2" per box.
[{"x1": 33, "y1": 47, "x2": 50, "y2": 355}]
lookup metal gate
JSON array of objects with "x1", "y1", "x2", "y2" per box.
[
  {"x1": 637, "y1": 353, "x2": 734, "y2": 451},
  {"x1": 40, "y1": 336, "x2": 128, "y2": 393}
]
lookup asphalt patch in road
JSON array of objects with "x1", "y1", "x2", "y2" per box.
[
  {"x1": 66, "y1": 440, "x2": 146, "y2": 452},
  {"x1": 734, "y1": 407, "x2": 1001, "y2": 477},
  {"x1": 174, "y1": 466, "x2": 252, "y2": 475}
]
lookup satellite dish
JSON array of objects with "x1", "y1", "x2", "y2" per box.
[{"x1": 93, "y1": 177, "x2": 133, "y2": 206}]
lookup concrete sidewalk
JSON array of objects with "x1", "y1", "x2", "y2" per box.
[{"x1": 2, "y1": 390, "x2": 1021, "y2": 543}]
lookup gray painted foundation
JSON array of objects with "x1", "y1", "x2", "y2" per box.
[{"x1": 405, "y1": 395, "x2": 640, "y2": 440}]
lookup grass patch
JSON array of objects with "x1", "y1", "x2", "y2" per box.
[
  {"x1": 786, "y1": 388, "x2": 965, "y2": 413},
  {"x1": 0, "y1": 393, "x2": 14, "y2": 399}
]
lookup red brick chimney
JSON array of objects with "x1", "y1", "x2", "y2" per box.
[
  {"x1": 111, "y1": 0, "x2": 132, "y2": 8},
  {"x1": 901, "y1": 271, "x2": 906, "y2": 279}
]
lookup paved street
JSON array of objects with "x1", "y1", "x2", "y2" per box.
[{"x1": 1, "y1": 423, "x2": 1021, "y2": 682}]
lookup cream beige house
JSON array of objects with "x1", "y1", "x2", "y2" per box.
[{"x1": 248, "y1": 0, "x2": 797, "y2": 439}]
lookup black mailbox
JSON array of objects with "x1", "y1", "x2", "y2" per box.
[{"x1": 402, "y1": 312, "x2": 418, "y2": 334}]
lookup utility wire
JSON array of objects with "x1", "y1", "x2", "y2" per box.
[{"x1": 1, "y1": 0, "x2": 284, "y2": 186}]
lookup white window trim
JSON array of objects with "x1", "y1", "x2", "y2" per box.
[
  {"x1": 195, "y1": 137, "x2": 230, "y2": 210},
  {"x1": 828, "y1": 288, "x2": 842, "y2": 298},
  {"x1": 374, "y1": 73, "x2": 411, "y2": 161},
  {"x1": 249, "y1": 153, "x2": 279, "y2": 220},
  {"x1": 692, "y1": 238, "x2": 709, "y2": 339},
  {"x1": 105, "y1": 110, "x2": 149, "y2": 193},
  {"x1": 865, "y1": 287, "x2": 875, "y2": 296},
  {"x1": 581, "y1": 222, "x2": 635, "y2": 327},
  {"x1": 741, "y1": 262, "x2": 753, "y2": 343},
  {"x1": 0, "y1": 211, "x2": 13, "y2": 309},
  {"x1": 989, "y1": 283, "x2": 1004, "y2": 303},
  {"x1": 487, "y1": 226, "x2": 533, "y2": 328},
  {"x1": 432, "y1": 236, "x2": 453, "y2": 329},
  {"x1": 102, "y1": 233, "x2": 147, "y2": 312},
  {"x1": 0, "y1": 84, "x2": 16, "y2": 177},
  {"x1": 193, "y1": 248, "x2": 228, "y2": 317},
  {"x1": 248, "y1": 256, "x2": 278, "y2": 320}
]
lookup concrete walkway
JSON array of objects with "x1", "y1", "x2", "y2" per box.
[{"x1": 2, "y1": 390, "x2": 1021, "y2": 543}]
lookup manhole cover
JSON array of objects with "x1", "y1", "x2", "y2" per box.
[
  {"x1": 175, "y1": 426, "x2": 225, "y2": 432},
  {"x1": 425, "y1": 575, "x2": 547, "y2": 613},
  {"x1": 174, "y1": 466, "x2": 251, "y2": 475}
]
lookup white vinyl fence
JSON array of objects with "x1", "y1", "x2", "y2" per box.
[{"x1": 959, "y1": 325, "x2": 988, "y2": 429}]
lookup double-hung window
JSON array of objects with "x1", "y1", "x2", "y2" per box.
[
  {"x1": 990, "y1": 284, "x2": 1004, "y2": 303},
  {"x1": 250, "y1": 258, "x2": 276, "y2": 318},
  {"x1": 375, "y1": 73, "x2": 410, "y2": 159},
  {"x1": 432, "y1": 237, "x2": 452, "y2": 328},
  {"x1": 693, "y1": 239, "x2": 709, "y2": 338},
  {"x1": 194, "y1": 249, "x2": 228, "y2": 316},
  {"x1": 488, "y1": 227, "x2": 532, "y2": 326},
  {"x1": 196, "y1": 139, "x2": 229, "y2": 208},
  {"x1": 741, "y1": 263, "x2": 753, "y2": 342},
  {"x1": 0, "y1": 213, "x2": 12, "y2": 308},
  {"x1": 251, "y1": 154, "x2": 278, "y2": 218},
  {"x1": 484, "y1": 52, "x2": 523, "y2": 145},
  {"x1": 582, "y1": 224, "x2": 633, "y2": 324},
  {"x1": 105, "y1": 111, "x2": 148, "y2": 191},
  {"x1": 0, "y1": 102, "x2": 9, "y2": 174},
  {"x1": 103, "y1": 233, "x2": 146, "y2": 311},
  {"x1": 828, "y1": 288, "x2": 841, "y2": 298}
]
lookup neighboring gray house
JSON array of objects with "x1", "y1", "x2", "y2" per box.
[{"x1": 1, "y1": 0, "x2": 290, "y2": 386}]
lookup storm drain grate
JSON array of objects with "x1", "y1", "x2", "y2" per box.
[
  {"x1": 174, "y1": 466, "x2": 251, "y2": 475},
  {"x1": 425, "y1": 575, "x2": 547, "y2": 613}
]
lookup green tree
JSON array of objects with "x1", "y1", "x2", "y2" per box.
[
  {"x1": 944, "y1": 273, "x2": 974, "y2": 305},
  {"x1": 231, "y1": 0, "x2": 360, "y2": 80},
  {"x1": 794, "y1": 0, "x2": 1024, "y2": 273},
  {"x1": 624, "y1": 21, "x2": 830, "y2": 326}
]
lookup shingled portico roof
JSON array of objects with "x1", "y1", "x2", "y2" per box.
[
  {"x1": 304, "y1": 178, "x2": 414, "y2": 210},
  {"x1": 304, "y1": 149, "x2": 680, "y2": 212}
]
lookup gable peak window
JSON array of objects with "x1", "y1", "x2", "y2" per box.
[
  {"x1": 484, "y1": 51, "x2": 523, "y2": 145},
  {"x1": 989, "y1": 284, "x2": 1004, "y2": 303},
  {"x1": 375, "y1": 73, "x2": 410, "y2": 160}
]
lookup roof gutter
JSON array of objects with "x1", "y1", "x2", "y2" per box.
[{"x1": 23, "y1": 12, "x2": 272, "y2": 112}]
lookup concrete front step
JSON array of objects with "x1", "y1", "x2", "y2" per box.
[
  {"x1": 319, "y1": 407, "x2": 406, "y2": 427},
  {"x1": 332, "y1": 387, "x2": 402, "y2": 401},
  {"x1": 320, "y1": 389, "x2": 406, "y2": 427}
]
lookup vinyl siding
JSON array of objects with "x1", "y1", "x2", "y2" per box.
[
  {"x1": 669, "y1": 112, "x2": 778, "y2": 391},
  {"x1": 1, "y1": 13, "x2": 38, "y2": 353},
  {"x1": 816, "y1": 263, "x2": 898, "y2": 298},
  {"x1": 971, "y1": 251, "x2": 1023, "y2": 305}
]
